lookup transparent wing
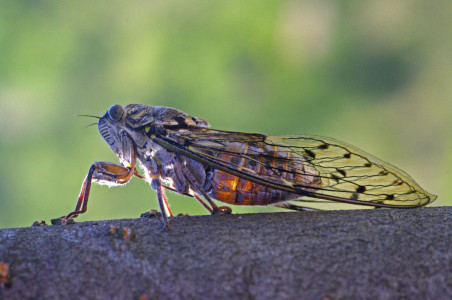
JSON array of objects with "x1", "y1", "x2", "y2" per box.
[
  {"x1": 265, "y1": 135, "x2": 436, "y2": 208},
  {"x1": 157, "y1": 127, "x2": 436, "y2": 208}
]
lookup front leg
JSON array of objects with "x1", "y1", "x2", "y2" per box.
[{"x1": 65, "y1": 161, "x2": 134, "y2": 219}]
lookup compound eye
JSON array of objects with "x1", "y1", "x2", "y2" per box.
[{"x1": 107, "y1": 104, "x2": 124, "y2": 122}]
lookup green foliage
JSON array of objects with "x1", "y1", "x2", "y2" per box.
[{"x1": 1, "y1": 1, "x2": 450, "y2": 228}]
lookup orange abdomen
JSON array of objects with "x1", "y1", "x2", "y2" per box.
[
  {"x1": 208, "y1": 170, "x2": 292, "y2": 205},
  {"x1": 206, "y1": 143, "x2": 318, "y2": 205}
]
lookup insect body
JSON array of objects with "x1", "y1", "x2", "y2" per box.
[{"x1": 63, "y1": 104, "x2": 436, "y2": 229}]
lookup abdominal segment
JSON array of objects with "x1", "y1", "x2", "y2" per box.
[
  {"x1": 204, "y1": 143, "x2": 322, "y2": 205},
  {"x1": 207, "y1": 170, "x2": 299, "y2": 205}
]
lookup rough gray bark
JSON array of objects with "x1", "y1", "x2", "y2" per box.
[{"x1": 0, "y1": 207, "x2": 451, "y2": 299}]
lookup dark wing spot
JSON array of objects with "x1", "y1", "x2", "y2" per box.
[
  {"x1": 317, "y1": 144, "x2": 329, "y2": 150},
  {"x1": 343, "y1": 153, "x2": 351, "y2": 159},
  {"x1": 331, "y1": 174, "x2": 341, "y2": 183},
  {"x1": 356, "y1": 185, "x2": 366, "y2": 193},
  {"x1": 385, "y1": 194, "x2": 395, "y2": 200},
  {"x1": 337, "y1": 169, "x2": 347, "y2": 177},
  {"x1": 364, "y1": 163, "x2": 372, "y2": 167},
  {"x1": 305, "y1": 149, "x2": 316, "y2": 158}
]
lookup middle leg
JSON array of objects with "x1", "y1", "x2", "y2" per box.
[{"x1": 182, "y1": 166, "x2": 232, "y2": 215}]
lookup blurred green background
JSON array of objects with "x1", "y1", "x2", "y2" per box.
[{"x1": 1, "y1": 1, "x2": 450, "y2": 228}]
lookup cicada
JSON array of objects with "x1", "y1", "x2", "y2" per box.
[{"x1": 62, "y1": 104, "x2": 436, "y2": 229}]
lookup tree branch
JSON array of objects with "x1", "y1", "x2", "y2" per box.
[{"x1": 1, "y1": 207, "x2": 451, "y2": 299}]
